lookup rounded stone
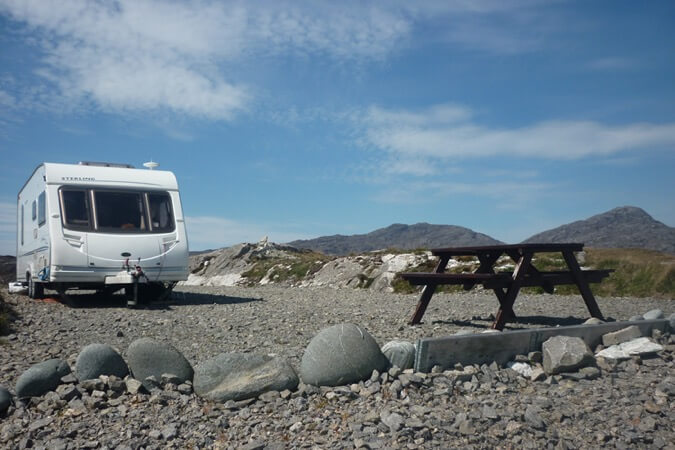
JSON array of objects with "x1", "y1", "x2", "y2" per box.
[
  {"x1": 15, "y1": 359, "x2": 71, "y2": 398},
  {"x1": 643, "y1": 309, "x2": 664, "y2": 320},
  {"x1": 381, "y1": 340, "x2": 416, "y2": 370},
  {"x1": 126, "y1": 338, "x2": 193, "y2": 383},
  {"x1": 76, "y1": 343, "x2": 129, "y2": 380},
  {"x1": 0, "y1": 385, "x2": 11, "y2": 413},
  {"x1": 300, "y1": 323, "x2": 388, "y2": 387},
  {"x1": 194, "y1": 352, "x2": 299, "y2": 402}
]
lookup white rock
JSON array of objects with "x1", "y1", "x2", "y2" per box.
[
  {"x1": 596, "y1": 337, "x2": 664, "y2": 360},
  {"x1": 507, "y1": 361, "x2": 533, "y2": 378}
]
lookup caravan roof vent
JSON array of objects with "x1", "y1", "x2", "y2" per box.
[{"x1": 78, "y1": 161, "x2": 135, "y2": 168}]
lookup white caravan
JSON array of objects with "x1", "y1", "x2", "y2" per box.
[{"x1": 16, "y1": 161, "x2": 189, "y2": 306}]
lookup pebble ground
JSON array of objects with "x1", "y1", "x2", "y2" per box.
[{"x1": 0, "y1": 286, "x2": 673, "y2": 449}]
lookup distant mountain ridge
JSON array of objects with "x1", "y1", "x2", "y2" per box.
[
  {"x1": 288, "y1": 223, "x2": 504, "y2": 255},
  {"x1": 523, "y1": 206, "x2": 675, "y2": 254}
]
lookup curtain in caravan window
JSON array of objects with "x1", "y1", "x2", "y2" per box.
[
  {"x1": 61, "y1": 190, "x2": 90, "y2": 229},
  {"x1": 38, "y1": 191, "x2": 46, "y2": 226},
  {"x1": 148, "y1": 193, "x2": 174, "y2": 232}
]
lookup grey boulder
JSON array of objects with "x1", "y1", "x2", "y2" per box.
[
  {"x1": 0, "y1": 386, "x2": 11, "y2": 413},
  {"x1": 643, "y1": 309, "x2": 664, "y2": 320},
  {"x1": 300, "y1": 323, "x2": 388, "y2": 386},
  {"x1": 381, "y1": 340, "x2": 416, "y2": 370},
  {"x1": 193, "y1": 353, "x2": 298, "y2": 402},
  {"x1": 127, "y1": 338, "x2": 193, "y2": 383},
  {"x1": 15, "y1": 359, "x2": 71, "y2": 398},
  {"x1": 76, "y1": 343, "x2": 129, "y2": 380},
  {"x1": 542, "y1": 336, "x2": 595, "y2": 375}
]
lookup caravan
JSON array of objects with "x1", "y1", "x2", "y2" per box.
[{"x1": 16, "y1": 161, "x2": 189, "y2": 306}]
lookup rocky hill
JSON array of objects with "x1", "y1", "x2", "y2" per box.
[
  {"x1": 0, "y1": 255, "x2": 15, "y2": 284},
  {"x1": 523, "y1": 206, "x2": 675, "y2": 254},
  {"x1": 288, "y1": 223, "x2": 503, "y2": 255}
]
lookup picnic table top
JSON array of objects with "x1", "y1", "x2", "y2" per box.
[{"x1": 431, "y1": 242, "x2": 584, "y2": 256}]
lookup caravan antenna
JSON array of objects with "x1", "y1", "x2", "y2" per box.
[{"x1": 143, "y1": 160, "x2": 160, "y2": 170}]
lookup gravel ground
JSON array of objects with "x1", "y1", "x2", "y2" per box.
[{"x1": 1, "y1": 285, "x2": 674, "y2": 449}]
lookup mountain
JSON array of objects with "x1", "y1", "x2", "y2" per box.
[
  {"x1": 523, "y1": 206, "x2": 675, "y2": 254},
  {"x1": 287, "y1": 223, "x2": 504, "y2": 255},
  {"x1": 0, "y1": 255, "x2": 16, "y2": 283}
]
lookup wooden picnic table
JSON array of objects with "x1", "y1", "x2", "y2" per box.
[{"x1": 401, "y1": 243, "x2": 612, "y2": 330}]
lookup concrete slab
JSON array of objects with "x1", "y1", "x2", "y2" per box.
[{"x1": 414, "y1": 319, "x2": 671, "y2": 372}]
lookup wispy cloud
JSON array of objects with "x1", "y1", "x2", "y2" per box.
[
  {"x1": 358, "y1": 103, "x2": 675, "y2": 161},
  {"x1": 587, "y1": 57, "x2": 638, "y2": 71},
  {"x1": 0, "y1": 0, "x2": 570, "y2": 123},
  {"x1": 185, "y1": 215, "x2": 308, "y2": 250}
]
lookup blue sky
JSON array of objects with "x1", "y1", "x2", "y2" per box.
[{"x1": 1, "y1": 0, "x2": 674, "y2": 255}]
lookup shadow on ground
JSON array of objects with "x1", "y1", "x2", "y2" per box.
[
  {"x1": 42, "y1": 290, "x2": 263, "y2": 309},
  {"x1": 431, "y1": 314, "x2": 613, "y2": 330},
  {"x1": 165, "y1": 291, "x2": 263, "y2": 306}
]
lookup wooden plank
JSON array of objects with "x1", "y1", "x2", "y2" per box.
[
  {"x1": 492, "y1": 251, "x2": 533, "y2": 330},
  {"x1": 401, "y1": 270, "x2": 612, "y2": 288},
  {"x1": 431, "y1": 243, "x2": 584, "y2": 257},
  {"x1": 562, "y1": 250, "x2": 604, "y2": 320},
  {"x1": 408, "y1": 255, "x2": 450, "y2": 325}
]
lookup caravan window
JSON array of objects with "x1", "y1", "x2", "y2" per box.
[
  {"x1": 37, "y1": 191, "x2": 46, "y2": 226},
  {"x1": 148, "y1": 193, "x2": 174, "y2": 232},
  {"x1": 94, "y1": 191, "x2": 147, "y2": 232},
  {"x1": 20, "y1": 204, "x2": 24, "y2": 245},
  {"x1": 32, "y1": 201, "x2": 36, "y2": 221},
  {"x1": 61, "y1": 189, "x2": 90, "y2": 229}
]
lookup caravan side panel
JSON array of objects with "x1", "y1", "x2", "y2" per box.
[{"x1": 16, "y1": 165, "x2": 50, "y2": 282}]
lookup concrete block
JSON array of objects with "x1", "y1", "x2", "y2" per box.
[{"x1": 414, "y1": 319, "x2": 669, "y2": 372}]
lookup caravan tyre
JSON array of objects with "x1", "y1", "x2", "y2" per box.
[{"x1": 28, "y1": 276, "x2": 44, "y2": 299}]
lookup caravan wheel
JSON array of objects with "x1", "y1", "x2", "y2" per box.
[{"x1": 27, "y1": 275, "x2": 44, "y2": 300}]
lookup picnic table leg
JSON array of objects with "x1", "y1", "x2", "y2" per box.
[
  {"x1": 409, "y1": 256, "x2": 450, "y2": 325},
  {"x1": 492, "y1": 251, "x2": 533, "y2": 330},
  {"x1": 562, "y1": 250, "x2": 604, "y2": 320}
]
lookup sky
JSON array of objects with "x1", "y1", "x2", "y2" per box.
[{"x1": 1, "y1": 0, "x2": 674, "y2": 255}]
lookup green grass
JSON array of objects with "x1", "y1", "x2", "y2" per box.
[{"x1": 241, "y1": 251, "x2": 331, "y2": 285}]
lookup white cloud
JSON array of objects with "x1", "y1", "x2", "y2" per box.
[
  {"x1": 185, "y1": 215, "x2": 309, "y2": 250},
  {"x1": 360, "y1": 104, "x2": 675, "y2": 160},
  {"x1": 0, "y1": 0, "x2": 568, "y2": 121}
]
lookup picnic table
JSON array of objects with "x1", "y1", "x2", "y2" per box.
[{"x1": 400, "y1": 243, "x2": 612, "y2": 330}]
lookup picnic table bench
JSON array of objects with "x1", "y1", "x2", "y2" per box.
[{"x1": 400, "y1": 243, "x2": 613, "y2": 330}]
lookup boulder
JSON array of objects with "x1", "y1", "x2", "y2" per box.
[
  {"x1": 193, "y1": 353, "x2": 298, "y2": 402},
  {"x1": 602, "y1": 326, "x2": 642, "y2": 347},
  {"x1": 300, "y1": 323, "x2": 388, "y2": 386},
  {"x1": 381, "y1": 340, "x2": 415, "y2": 370},
  {"x1": 506, "y1": 361, "x2": 533, "y2": 378},
  {"x1": 596, "y1": 337, "x2": 664, "y2": 360},
  {"x1": 126, "y1": 338, "x2": 193, "y2": 383},
  {"x1": 583, "y1": 318, "x2": 604, "y2": 325},
  {"x1": 643, "y1": 309, "x2": 664, "y2": 320},
  {"x1": 0, "y1": 386, "x2": 11, "y2": 413},
  {"x1": 15, "y1": 359, "x2": 71, "y2": 398},
  {"x1": 542, "y1": 336, "x2": 595, "y2": 375},
  {"x1": 76, "y1": 343, "x2": 129, "y2": 380}
]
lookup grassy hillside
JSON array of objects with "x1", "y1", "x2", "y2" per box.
[{"x1": 393, "y1": 248, "x2": 675, "y2": 298}]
